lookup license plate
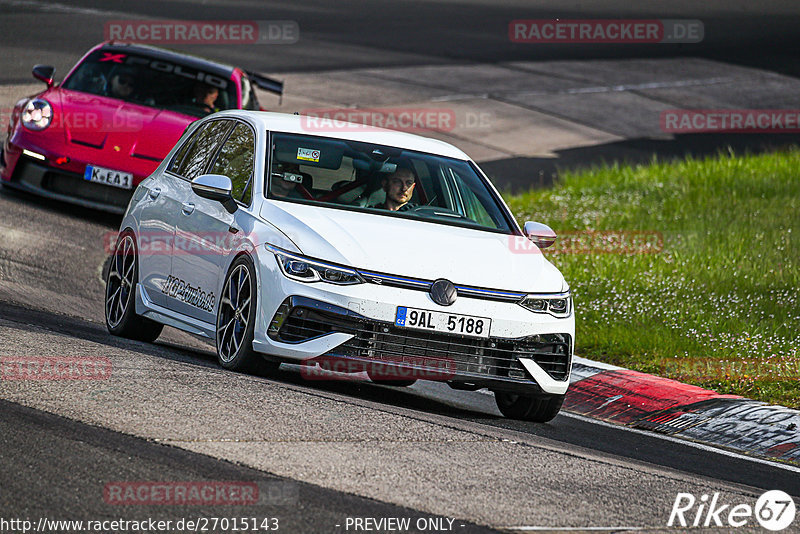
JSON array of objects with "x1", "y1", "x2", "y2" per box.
[
  {"x1": 84, "y1": 165, "x2": 133, "y2": 190},
  {"x1": 395, "y1": 306, "x2": 491, "y2": 338}
]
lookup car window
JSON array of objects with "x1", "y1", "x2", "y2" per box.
[
  {"x1": 210, "y1": 122, "x2": 255, "y2": 205},
  {"x1": 174, "y1": 120, "x2": 233, "y2": 181},
  {"x1": 167, "y1": 130, "x2": 196, "y2": 175},
  {"x1": 60, "y1": 49, "x2": 238, "y2": 118},
  {"x1": 267, "y1": 133, "x2": 514, "y2": 234},
  {"x1": 447, "y1": 167, "x2": 499, "y2": 228}
]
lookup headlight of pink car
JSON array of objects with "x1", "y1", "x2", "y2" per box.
[{"x1": 21, "y1": 98, "x2": 52, "y2": 131}]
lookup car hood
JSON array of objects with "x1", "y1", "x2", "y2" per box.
[
  {"x1": 50, "y1": 89, "x2": 194, "y2": 161},
  {"x1": 259, "y1": 201, "x2": 565, "y2": 294}
]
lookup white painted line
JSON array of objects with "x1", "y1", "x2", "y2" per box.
[
  {"x1": 561, "y1": 411, "x2": 800, "y2": 474},
  {"x1": 431, "y1": 93, "x2": 489, "y2": 102},
  {"x1": 596, "y1": 394, "x2": 623, "y2": 409},
  {"x1": 558, "y1": 77, "x2": 734, "y2": 95},
  {"x1": 431, "y1": 77, "x2": 735, "y2": 102}
]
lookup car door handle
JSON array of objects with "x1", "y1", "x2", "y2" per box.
[
  {"x1": 181, "y1": 202, "x2": 195, "y2": 215},
  {"x1": 148, "y1": 187, "x2": 161, "y2": 200}
]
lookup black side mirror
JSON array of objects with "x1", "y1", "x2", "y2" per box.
[
  {"x1": 191, "y1": 174, "x2": 238, "y2": 214},
  {"x1": 32, "y1": 65, "x2": 55, "y2": 88}
]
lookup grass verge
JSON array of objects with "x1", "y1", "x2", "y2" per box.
[{"x1": 504, "y1": 149, "x2": 799, "y2": 408}]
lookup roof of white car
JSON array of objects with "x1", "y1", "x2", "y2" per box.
[{"x1": 214, "y1": 111, "x2": 471, "y2": 160}]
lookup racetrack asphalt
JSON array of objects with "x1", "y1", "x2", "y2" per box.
[
  {"x1": 1, "y1": 0, "x2": 800, "y2": 531},
  {"x1": 0, "y1": 399, "x2": 497, "y2": 533}
]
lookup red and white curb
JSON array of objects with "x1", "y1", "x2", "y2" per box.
[{"x1": 567, "y1": 356, "x2": 800, "y2": 465}]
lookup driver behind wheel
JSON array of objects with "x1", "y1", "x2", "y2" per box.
[
  {"x1": 371, "y1": 166, "x2": 417, "y2": 211},
  {"x1": 190, "y1": 82, "x2": 220, "y2": 114},
  {"x1": 108, "y1": 66, "x2": 138, "y2": 100}
]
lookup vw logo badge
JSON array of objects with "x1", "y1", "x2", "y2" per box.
[{"x1": 430, "y1": 279, "x2": 457, "y2": 306}]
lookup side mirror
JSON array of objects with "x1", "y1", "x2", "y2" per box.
[
  {"x1": 191, "y1": 174, "x2": 237, "y2": 214},
  {"x1": 32, "y1": 65, "x2": 55, "y2": 87},
  {"x1": 523, "y1": 221, "x2": 557, "y2": 249}
]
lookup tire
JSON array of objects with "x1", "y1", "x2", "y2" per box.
[
  {"x1": 105, "y1": 231, "x2": 163, "y2": 343},
  {"x1": 216, "y1": 255, "x2": 278, "y2": 374},
  {"x1": 494, "y1": 392, "x2": 564, "y2": 422}
]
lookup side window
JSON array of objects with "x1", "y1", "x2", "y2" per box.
[
  {"x1": 210, "y1": 122, "x2": 255, "y2": 205},
  {"x1": 174, "y1": 120, "x2": 233, "y2": 181},
  {"x1": 167, "y1": 129, "x2": 196, "y2": 174}
]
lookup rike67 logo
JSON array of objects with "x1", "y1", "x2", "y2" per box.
[{"x1": 668, "y1": 490, "x2": 796, "y2": 531}]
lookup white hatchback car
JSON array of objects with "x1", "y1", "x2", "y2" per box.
[{"x1": 105, "y1": 111, "x2": 574, "y2": 422}]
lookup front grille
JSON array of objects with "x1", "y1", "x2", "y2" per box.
[
  {"x1": 357, "y1": 269, "x2": 527, "y2": 303},
  {"x1": 43, "y1": 170, "x2": 132, "y2": 207},
  {"x1": 11, "y1": 157, "x2": 134, "y2": 208},
  {"x1": 274, "y1": 304, "x2": 571, "y2": 381}
]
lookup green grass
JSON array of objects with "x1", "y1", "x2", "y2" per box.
[{"x1": 503, "y1": 149, "x2": 800, "y2": 408}]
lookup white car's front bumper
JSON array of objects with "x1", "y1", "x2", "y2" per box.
[{"x1": 252, "y1": 246, "x2": 574, "y2": 395}]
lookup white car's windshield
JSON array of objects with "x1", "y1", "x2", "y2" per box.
[
  {"x1": 61, "y1": 49, "x2": 238, "y2": 118},
  {"x1": 267, "y1": 133, "x2": 515, "y2": 233}
]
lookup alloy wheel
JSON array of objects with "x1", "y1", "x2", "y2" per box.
[
  {"x1": 105, "y1": 234, "x2": 136, "y2": 328},
  {"x1": 217, "y1": 264, "x2": 252, "y2": 363}
]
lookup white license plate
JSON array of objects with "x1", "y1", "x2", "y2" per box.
[
  {"x1": 84, "y1": 165, "x2": 133, "y2": 190},
  {"x1": 395, "y1": 306, "x2": 491, "y2": 338}
]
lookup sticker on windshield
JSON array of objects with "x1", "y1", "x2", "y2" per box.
[
  {"x1": 297, "y1": 147, "x2": 320, "y2": 162},
  {"x1": 99, "y1": 52, "x2": 126, "y2": 63}
]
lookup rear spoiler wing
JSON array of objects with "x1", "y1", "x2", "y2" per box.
[{"x1": 246, "y1": 71, "x2": 284, "y2": 102}]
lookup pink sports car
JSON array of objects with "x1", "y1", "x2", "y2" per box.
[{"x1": 0, "y1": 41, "x2": 283, "y2": 213}]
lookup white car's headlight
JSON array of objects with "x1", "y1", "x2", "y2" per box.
[
  {"x1": 519, "y1": 293, "x2": 572, "y2": 318},
  {"x1": 267, "y1": 245, "x2": 363, "y2": 285},
  {"x1": 21, "y1": 99, "x2": 52, "y2": 131}
]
